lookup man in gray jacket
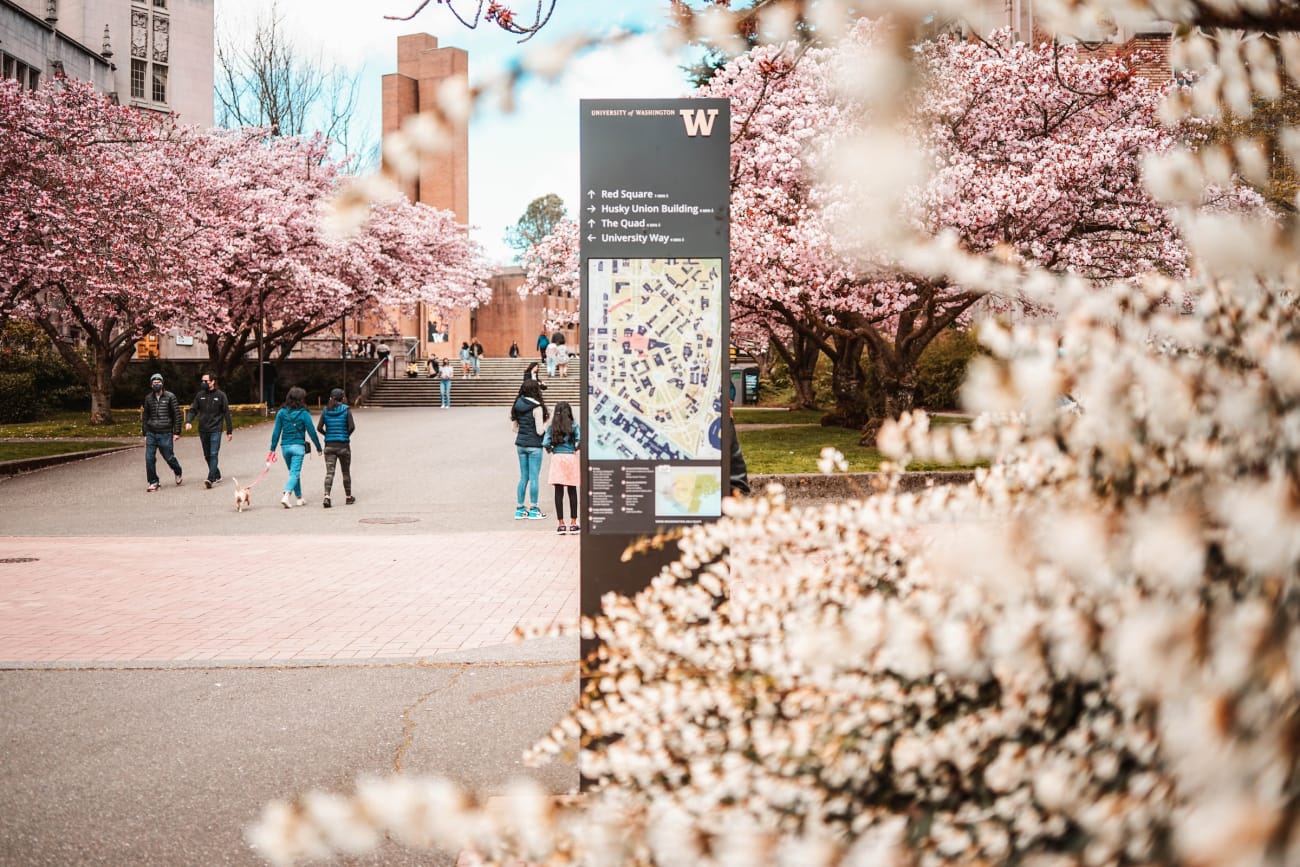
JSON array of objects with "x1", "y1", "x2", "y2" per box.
[{"x1": 142, "y1": 373, "x2": 183, "y2": 492}]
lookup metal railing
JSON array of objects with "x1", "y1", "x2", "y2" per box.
[{"x1": 354, "y1": 359, "x2": 387, "y2": 407}]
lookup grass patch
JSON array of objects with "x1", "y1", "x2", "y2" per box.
[
  {"x1": 739, "y1": 424, "x2": 980, "y2": 474},
  {"x1": 733, "y1": 408, "x2": 826, "y2": 425},
  {"x1": 0, "y1": 441, "x2": 129, "y2": 462},
  {"x1": 0, "y1": 411, "x2": 270, "y2": 439}
]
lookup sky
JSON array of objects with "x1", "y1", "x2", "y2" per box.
[{"x1": 216, "y1": 0, "x2": 698, "y2": 266}]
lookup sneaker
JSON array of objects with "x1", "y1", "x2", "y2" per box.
[
  {"x1": 569, "y1": 523, "x2": 580, "y2": 534},
  {"x1": 296, "y1": 498, "x2": 305, "y2": 507},
  {"x1": 281, "y1": 492, "x2": 291, "y2": 509},
  {"x1": 556, "y1": 524, "x2": 567, "y2": 535},
  {"x1": 146, "y1": 482, "x2": 160, "y2": 493},
  {"x1": 527, "y1": 506, "x2": 546, "y2": 520},
  {"x1": 323, "y1": 497, "x2": 331, "y2": 509},
  {"x1": 345, "y1": 495, "x2": 356, "y2": 505},
  {"x1": 175, "y1": 475, "x2": 183, "y2": 486},
  {"x1": 211, "y1": 477, "x2": 222, "y2": 486},
  {"x1": 514, "y1": 506, "x2": 527, "y2": 520},
  {"x1": 204, "y1": 479, "x2": 212, "y2": 489}
]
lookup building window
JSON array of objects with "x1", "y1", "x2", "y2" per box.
[
  {"x1": 153, "y1": 0, "x2": 167, "y2": 6},
  {"x1": 2, "y1": 55, "x2": 41, "y2": 91},
  {"x1": 152, "y1": 16, "x2": 169, "y2": 63},
  {"x1": 131, "y1": 10, "x2": 148, "y2": 58},
  {"x1": 130, "y1": 59, "x2": 146, "y2": 99},
  {"x1": 151, "y1": 64, "x2": 167, "y2": 103}
]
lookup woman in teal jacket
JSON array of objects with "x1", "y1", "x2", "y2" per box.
[{"x1": 267, "y1": 386, "x2": 322, "y2": 508}]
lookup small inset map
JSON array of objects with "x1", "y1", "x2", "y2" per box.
[
  {"x1": 588, "y1": 258, "x2": 723, "y2": 461},
  {"x1": 655, "y1": 465, "x2": 722, "y2": 518}
]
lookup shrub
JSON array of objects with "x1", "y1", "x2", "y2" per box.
[
  {"x1": 916, "y1": 328, "x2": 979, "y2": 411},
  {"x1": 0, "y1": 372, "x2": 42, "y2": 423}
]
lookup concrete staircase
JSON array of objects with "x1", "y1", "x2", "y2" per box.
[{"x1": 364, "y1": 357, "x2": 583, "y2": 408}]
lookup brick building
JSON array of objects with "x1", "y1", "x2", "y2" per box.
[{"x1": 375, "y1": 32, "x2": 577, "y2": 362}]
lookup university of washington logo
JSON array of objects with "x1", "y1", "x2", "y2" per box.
[{"x1": 679, "y1": 108, "x2": 719, "y2": 137}]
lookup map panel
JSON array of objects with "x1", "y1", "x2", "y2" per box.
[
  {"x1": 654, "y1": 465, "x2": 722, "y2": 519},
  {"x1": 587, "y1": 258, "x2": 724, "y2": 462}
]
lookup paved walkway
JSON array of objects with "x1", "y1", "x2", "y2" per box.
[{"x1": 0, "y1": 407, "x2": 580, "y2": 666}]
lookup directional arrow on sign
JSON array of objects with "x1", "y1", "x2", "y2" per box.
[
  {"x1": 587, "y1": 190, "x2": 595, "y2": 199},
  {"x1": 588, "y1": 219, "x2": 595, "y2": 227},
  {"x1": 587, "y1": 234, "x2": 596, "y2": 242},
  {"x1": 587, "y1": 204, "x2": 595, "y2": 213}
]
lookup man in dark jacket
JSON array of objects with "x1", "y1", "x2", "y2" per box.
[
  {"x1": 142, "y1": 373, "x2": 183, "y2": 492},
  {"x1": 184, "y1": 372, "x2": 233, "y2": 488}
]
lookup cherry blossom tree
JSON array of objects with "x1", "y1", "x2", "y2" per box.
[
  {"x1": 0, "y1": 79, "x2": 222, "y2": 424},
  {"x1": 345, "y1": 194, "x2": 495, "y2": 327},
  {"x1": 189, "y1": 130, "x2": 490, "y2": 393},
  {"x1": 704, "y1": 28, "x2": 1192, "y2": 434},
  {"x1": 519, "y1": 218, "x2": 580, "y2": 331}
]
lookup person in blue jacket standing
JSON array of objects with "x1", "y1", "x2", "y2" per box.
[
  {"x1": 267, "y1": 386, "x2": 322, "y2": 509},
  {"x1": 316, "y1": 387, "x2": 356, "y2": 508}
]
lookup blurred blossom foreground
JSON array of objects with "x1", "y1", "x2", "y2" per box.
[{"x1": 252, "y1": 1, "x2": 1300, "y2": 865}]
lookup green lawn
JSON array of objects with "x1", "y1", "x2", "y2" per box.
[
  {"x1": 0, "y1": 411, "x2": 269, "y2": 439},
  {"x1": 0, "y1": 440, "x2": 130, "y2": 462},
  {"x1": 738, "y1": 424, "x2": 980, "y2": 474}
]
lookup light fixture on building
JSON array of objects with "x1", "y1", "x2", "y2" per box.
[
  {"x1": 50, "y1": 59, "x2": 66, "y2": 79},
  {"x1": 45, "y1": 0, "x2": 57, "y2": 24},
  {"x1": 102, "y1": 26, "x2": 113, "y2": 59}
]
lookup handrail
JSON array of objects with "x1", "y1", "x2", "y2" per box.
[{"x1": 354, "y1": 359, "x2": 387, "y2": 407}]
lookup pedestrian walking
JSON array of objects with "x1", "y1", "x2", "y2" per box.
[
  {"x1": 439, "y1": 357, "x2": 453, "y2": 409},
  {"x1": 141, "y1": 372, "x2": 183, "y2": 492},
  {"x1": 470, "y1": 338, "x2": 484, "y2": 377},
  {"x1": 545, "y1": 340, "x2": 558, "y2": 377},
  {"x1": 511, "y1": 379, "x2": 549, "y2": 520},
  {"x1": 267, "y1": 386, "x2": 322, "y2": 509},
  {"x1": 184, "y1": 372, "x2": 233, "y2": 489},
  {"x1": 459, "y1": 341, "x2": 473, "y2": 377},
  {"x1": 522, "y1": 361, "x2": 548, "y2": 391},
  {"x1": 542, "y1": 401, "x2": 581, "y2": 535},
  {"x1": 426, "y1": 357, "x2": 438, "y2": 377},
  {"x1": 536, "y1": 331, "x2": 549, "y2": 364},
  {"x1": 508, "y1": 340, "x2": 520, "y2": 358},
  {"x1": 316, "y1": 388, "x2": 356, "y2": 508}
]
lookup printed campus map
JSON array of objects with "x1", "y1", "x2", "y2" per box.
[{"x1": 588, "y1": 258, "x2": 724, "y2": 462}]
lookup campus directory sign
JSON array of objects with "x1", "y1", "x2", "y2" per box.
[{"x1": 579, "y1": 98, "x2": 731, "y2": 613}]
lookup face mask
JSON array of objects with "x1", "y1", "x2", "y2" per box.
[{"x1": 152, "y1": 382, "x2": 163, "y2": 391}]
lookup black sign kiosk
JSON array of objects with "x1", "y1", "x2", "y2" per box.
[{"x1": 579, "y1": 98, "x2": 731, "y2": 626}]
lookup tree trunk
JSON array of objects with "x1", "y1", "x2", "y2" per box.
[
  {"x1": 859, "y1": 354, "x2": 919, "y2": 446},
  {"x1": 787, "y1": 333, "x2": 820, "y2": 410},
  {"x1": 88, "y1": 345, "x2": 118, "y2": 425},
  {"x1": 823, "y1": 335, "x2": 869, "y2": 428}
]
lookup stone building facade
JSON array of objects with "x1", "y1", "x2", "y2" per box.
[{"x1": 1, "y1": 0, "x2": 213, "y2": 124}]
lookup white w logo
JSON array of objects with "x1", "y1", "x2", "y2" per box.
[{"x1": 679, "y1": 108, "x2": 719, "y2": 137}]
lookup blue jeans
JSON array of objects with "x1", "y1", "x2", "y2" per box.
[
  {"x1": 440, "y1": 378, "x2": 451, "y2": 407},
  {"x1": 281, "y1": 443, "x2": 305, "y2": 498},
  {"x1": 516, "y1": 446, "x2": 542, "y2": 506},
  {"x1": 471, "y1": 355, "x2": 481, "y2": 375},
  {"x1": 144, "y1": 431, "x2": 182, "y2": 485},
  {"x1": 199, "y1": 430, "x2": 223, "y2": 482}
]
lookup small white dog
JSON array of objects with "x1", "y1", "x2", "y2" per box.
[{"x1": 232, "y1": 478, "x2": 252, "y2": 512}]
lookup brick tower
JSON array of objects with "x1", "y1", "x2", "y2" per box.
[{"x1": 381, "y1": 33, "x2": 471, "y2": 360}]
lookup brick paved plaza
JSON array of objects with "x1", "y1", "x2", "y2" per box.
[{"x1": 0, "y1": 406, "x2": 581, "y2": 666}]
